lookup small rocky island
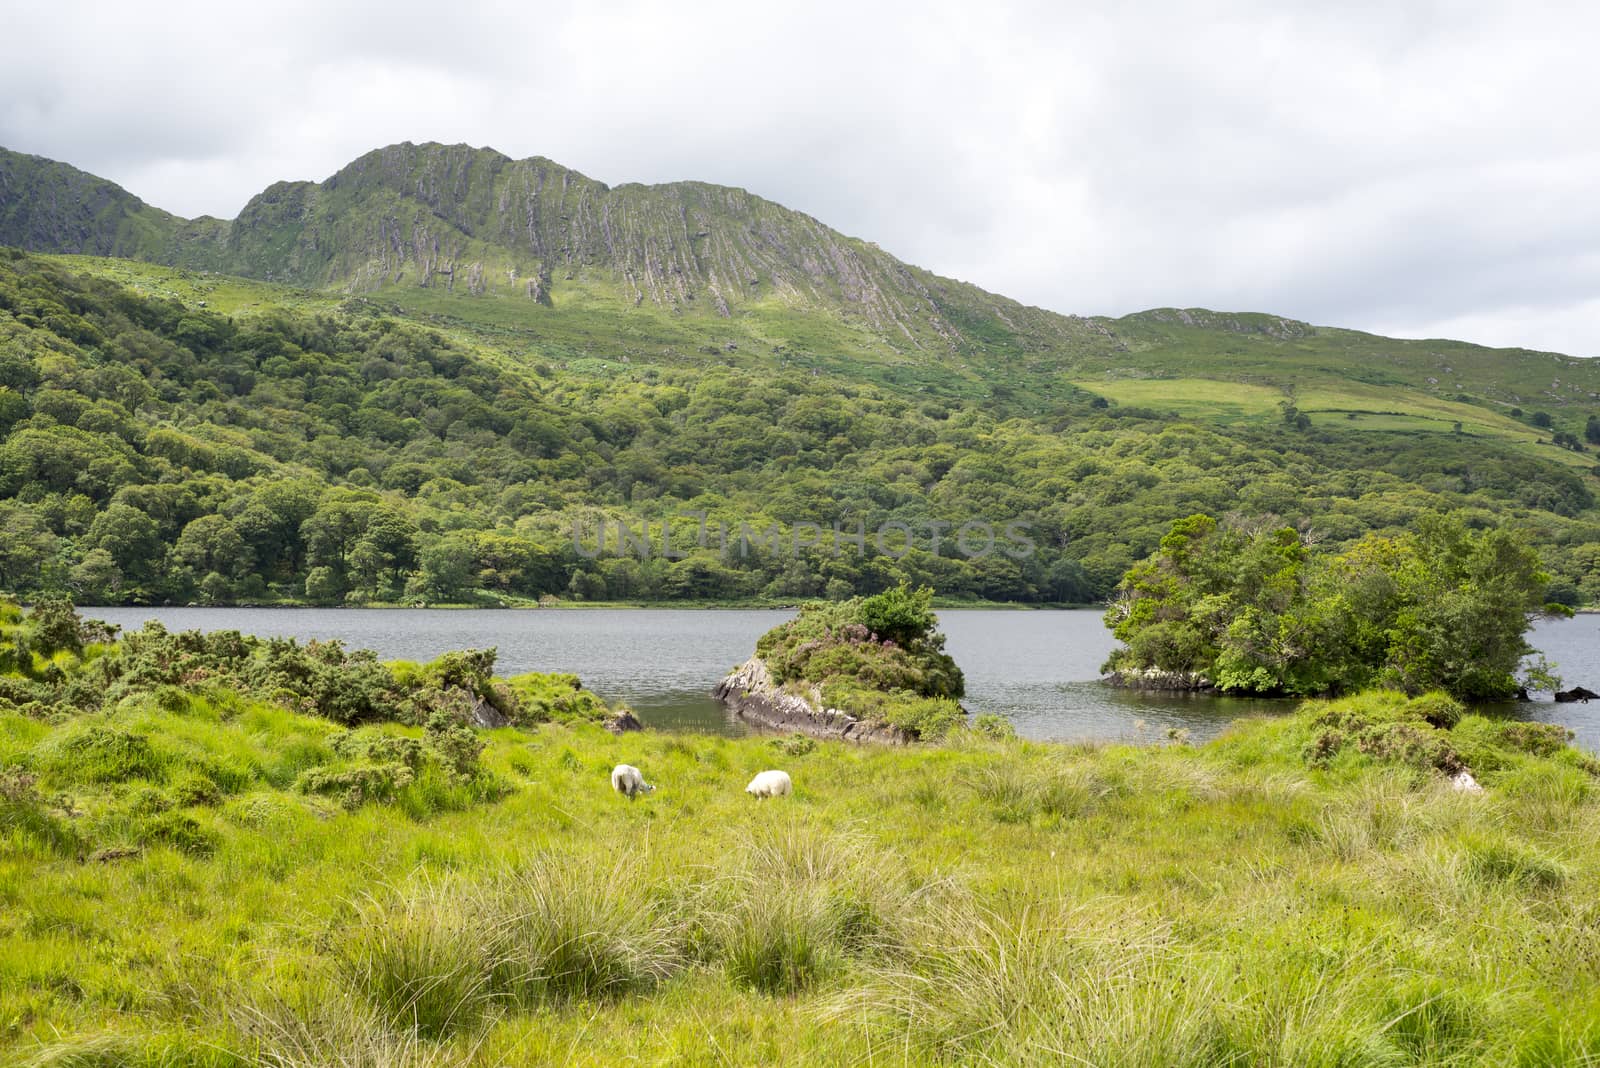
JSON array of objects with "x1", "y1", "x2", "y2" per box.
[{"x1": 713, "y1": 584, "x2": 967, "y2": 743}]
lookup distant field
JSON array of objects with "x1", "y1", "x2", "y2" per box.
[
  {"x1": 1071, "y1": 374, "x2": 1596, "y2": 468},
  {"x1": 44, "y1": 255, "x2": 342, "y2": 318},
  {"x1": 1068, "y1": 378, "x2": 1286, "y2": 422}
]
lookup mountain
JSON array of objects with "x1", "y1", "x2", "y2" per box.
[
  {"x1": 0, "y1": 142, "x2": 1108, "y2": 362},
  {"x1": 0, "y1": 144, "x2": 1598, "y2": 609},
  {"x1": 4, "y1": 141, "x2": 1599, "y2": 434}
]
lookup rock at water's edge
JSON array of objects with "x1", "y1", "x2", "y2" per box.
[
  {"x1": 468, "y1": 695, "x2": 510, "y2": 728},
  {"x1": 604, "y1": 708, "x2": 644, "y2": 734},
  {"x1": 1101, "y1": 668, "x2": 1217, "y2": 693},
  {"x1": 712, "y1": 657, "x2": 913, "y2": 744}
]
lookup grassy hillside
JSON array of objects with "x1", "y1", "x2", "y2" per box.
[{"x1": 6, "y1": 604, "x2": 1600, "y2": 1064}]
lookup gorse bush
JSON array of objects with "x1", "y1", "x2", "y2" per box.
[{"x1": 0, "y1": 599, "x2": 547, "y2": 859}]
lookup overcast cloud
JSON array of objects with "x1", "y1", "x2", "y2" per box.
[{"x1": 4, "y1": 0, "x2": 1598, "y2": 355}]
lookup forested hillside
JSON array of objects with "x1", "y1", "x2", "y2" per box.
[{"x1": 1, "y1": 249, "x2": 1597, "y2": 606}]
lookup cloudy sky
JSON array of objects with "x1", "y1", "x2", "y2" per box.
[{"x1": 4, "y1": 0, "x2": 1598, "y2": 355}]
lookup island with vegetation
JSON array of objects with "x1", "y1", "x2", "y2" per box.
[
  {"x1": 713, "y1": 583, "x2": 978, "y2": 743},
  {"x1": 1103, "y1": 511, "x2": 1563, "y2": 700},
  {"x1": 4, "y1": 596, "x2": 1600, "y2": 1064}
]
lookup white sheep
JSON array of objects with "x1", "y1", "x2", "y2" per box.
[
  {"x1": 611, "y1": 763, "x2": 655, "y2": 800},
  {"x1": 745, "y1": 769, "x2": 792, "y2": 799}
]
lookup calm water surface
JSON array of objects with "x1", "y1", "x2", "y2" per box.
[{"x1": 84, "y1": 607, "x2": 1600, "y2": 749}]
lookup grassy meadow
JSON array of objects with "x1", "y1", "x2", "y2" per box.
[{"x1": 6, "y1": 679, "x2": 1600, "y2": 1066}]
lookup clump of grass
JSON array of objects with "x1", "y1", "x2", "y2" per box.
[
  {"x1": 968, "y1": 758, "x2": 1118, "y2": 824},
  {"x1": 1381, "y1": 977, "x2": 1488, "y2": 1062},
  {"x1": 477, "y1": 853, "x2": 683, "y2": 1005},
  {"x1": 1308, "y1": 771, "x2": 1470, "y2": 861},
  {"x1": 1459, "y1": 834, "x2": 1568, "y2": 890},
  {"x1": 834, "y1": 897, "x2": 1228, "y2": 1063},
  {"x1": 341, "y1": 854, "x2": 683, "y2": 1037},
  {"x1": 228, "y1": 983, "x2": 474, "y2": 1067},
  {"x1": 138, "y1": 811, "x2": 218, "y2": 858},
  {"x1": 35, "y1": 722, "x2": 165, "y2": 785},
  {"x1": 0, "y1": 768, "x2": 79, "y2": 856},
  {"x1": 14, "y1": 1033, "x2": 226, "y2": 1068},
  {"x1": 338, "y1": 873, "x2": 493, "y2": 1039},
  {"x1": 706, "y1": 823, "x2": 924, "y2": 994},
  {"x1": 970, "y1": 713, "x2": 1016, "y2": 740}
]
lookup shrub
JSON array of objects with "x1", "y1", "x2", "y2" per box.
[
  {"x1": 971, "y1": 713, "x2": 1017, "y2": 740},
  {"x1": 772, "y1": 732, "x2": 817, "y2": 757},
  {"x1": 859, "y1": 582, "x2": 937, "y2": 647},
  {"x1": 424, "y1": 711, "x2": 484, "y2": 779},
  {"x1": 139, "y1": 811, "x2": 217, "y2": 857},
  {"x1": 1299, "y1": 694, "x2": 1465, "y2": 776},
  {"x1": 1405, "y1": 691, "x2": 1464, "y2": 729},
  {"x1": 40, "y1": 723, "x2": 164, "y2": 784},
  {"x1": 880, "y1": 696, "x2": 966, "y2": 742},
  {"x1": 1499, "y1": 721, "x2": 1574, "y2": 757},
  {"x1": 295, "y1": 763, "x2": 415, "y2": 808},
  {"x1": 0, "y1": 767, "x2": 78, "y2": 855}
]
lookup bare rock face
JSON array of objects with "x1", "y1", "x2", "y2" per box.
[
  {"x1": 604, "y1": 708, "x2": 644, "y2": 735},
  {"x1": 1101, "y1": 668, "x2": 1217, "y2": 693},
  {"x1": 467, "y1": 695, "x2": 509, "y2": 729},
  {"x1": 711, "y1": 657, "x2": 912, "y2": 744}
]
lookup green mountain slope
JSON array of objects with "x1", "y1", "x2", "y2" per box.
[
  {"x1": 0, "y1": 144, "x2": 1598, "y2": 607},
  {"x1": 3, "y1": 140, "x2": 1596, "y2": 448},
  {"x1": 0, "y1": 142, "x2": 1113, "y2": 368},
  {"x1": 0, "y1": 248, "x2": 1597, "y2": 610}
]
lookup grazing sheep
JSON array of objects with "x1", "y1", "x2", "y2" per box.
[
  {"x1": 745, "y1": 769, "x2": 792, "y2": 799},
  {"x1": 611, "y1": 763, "x2": 655, "y2": 800}
]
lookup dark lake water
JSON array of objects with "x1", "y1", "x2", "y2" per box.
[{"x1": 82, "y1": 607, "x2": 1600, "y2": 750}]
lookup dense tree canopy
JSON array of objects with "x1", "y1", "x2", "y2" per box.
[
  {"x1": 1103, "y1": 513, "x2": 1554, "y2": 701},
  {"x1": 0, "y1": 249, "x2": 1597, "y2": 607}
]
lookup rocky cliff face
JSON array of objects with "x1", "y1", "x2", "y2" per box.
[
  {"x1": 712, "y1": 656, "x2": 913, "y2": 744},
  {"x1": 0, "y1": 142, "x2": 1108, "y2": 359},
  {"x1": 0, "y1": 149, "x2": 180, "y2": 259}
]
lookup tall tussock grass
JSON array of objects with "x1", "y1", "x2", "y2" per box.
[
  {"x1": 14, "y1": 1033, "x2": 225, "y2": 1068},
  {"x1": 227, "y1": 984, "x2": 475, "y2": 1067},
  {"x1": 829, "y1": 895, "x2": 1235, "y2": 1064},
  {"x1": 339, "y1": 852, "x2": 684, "y2": 1038},
  {"x1": 700, "y1": 821, "x2": 929, "y2": 995},
  {"x1": 967, "y1": 757, "x2": 1127, "y2": 824},
  {"x1": 476, "y1": 855, "x2": 683, "y2": 1005},
  {"x1": 339, "y1": 874, "x2": 493, "y2": 1039}
]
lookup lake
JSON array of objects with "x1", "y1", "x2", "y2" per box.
[{"x1": 82, "y1": 607, "x2": 1600, "y2": 750}]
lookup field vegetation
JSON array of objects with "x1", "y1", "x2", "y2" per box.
[{"x1": 5, "y1": 601, "x2": 1600, "y2": 1065}]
